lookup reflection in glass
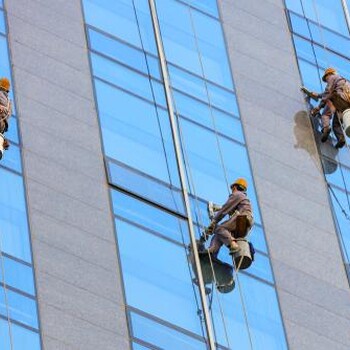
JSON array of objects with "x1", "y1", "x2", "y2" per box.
[
  {"x1": 0, "y1": 168, "x2": 31, "y2": 262},
  {"x1": 95, "y1": 80, "x2": 180, "y2": 187},
  {"x1": 111, "y1": 189, "x2": 188, "y2": 244},
  {"x1": 116, "y1": 220, "x2": 204, "y2": 336},
  {"x1": 130, "y1": 310, "x2": 206, "y2": 350},
  {"x1": 0, "y1": 257, "x2": 35, "y2": 295}
]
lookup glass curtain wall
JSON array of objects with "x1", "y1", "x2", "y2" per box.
[
  {"x1": 0, "y1": 2, "x2": 41, "y2": 350},
  {"x1": 285, "y1": 0, "x2": 350, "y2": 278},
  {"x1": 82, "y1": 0, "x2": 287, "y2": 349}
]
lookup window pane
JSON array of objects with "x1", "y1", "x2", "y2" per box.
[
  {"x1": 111, "y1": 189, "x2": 189, "y2": 244},
  {"x1": 173, "y1": 91, "x2": 244, "y2": 142},
  {"x1": 5, "y1": 117, "x2": 19, "y2": 145},
  {"x1": 130, "y1": 311, "x2": 206, "y2": 350},
  {"x1": 83, "y1": 0, "x2": 157, "y2": 54},
  {"x1": 0, "y1": 168, "x2": 31, "y2": 262},
  {"x1": 188, "y1": 0, "x2": 218, "y2": 17},
  {"x1": 0, "y1": 11, "x2": 5, "y2": 34},
  {"x1": 0, "y1": 287, "x2": 38, "y2": 328},
  {"x1": 91, "y1": 53, "x2": 165, "y2": 106},
  {"x1": 329, "y1": 187, "x2": 350, "y2": 261},
  {"x1": 108, "y1": 161, "x2": 185, "y2": 215},
  {"x1": 95, "y1": 80, "x2": 180, "y2": 187},
  {"x1": 240, "y1": 275, "x2": 288, "y2": 350},
  {"x1": 1, "y1": 143, "x2": 22, "y2": 173},
  {"x1": 0, "y1": 37, "x2": 11, "y2": 78},
  {"x1": 0, "y1": 257, "x2": 35, "y2": 296},
  {"x1": 0, "y1": 318, "x2": 11, "y2": 350},
  {"x1": 301, "y1": 0, "x2": 349, "y2": 36},
  {"x1": 116, "y1": 220, "x2": 204, "y2": 336},
  {"x1": 11, "y1": 323, "x2": 41, "y2": 350}
]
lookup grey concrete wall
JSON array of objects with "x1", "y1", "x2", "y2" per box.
[
  {"x1": 218, "y1": 0, "x2": 350, "y2": 349},
  {"x1": 5, "y1": 0, "x2": 130, "y2": 349}
]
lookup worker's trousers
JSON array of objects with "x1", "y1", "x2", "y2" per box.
[
  {"x1": 209, "y1": 213, "x2": 253, "y2": 254},
  {"x1": 321, "y1": 101, "x2": 344, "y2": 141}
]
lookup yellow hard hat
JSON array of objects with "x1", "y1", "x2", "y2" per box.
[
  {"x1": 322, "y1": 67, "x2": 336, "y2": 82},
  {"x1": 231, "y1": 178, "x2": 248, "y2": 191},
  {"x1": 0, "y1": 77, "x2": 10, "y2": 91}
]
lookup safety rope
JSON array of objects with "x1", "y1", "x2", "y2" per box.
[
  {"x1": 131, "y1": 0, "x2": 207, "y2": 340},
  {"x1": 0, "y1": 231, "x2": 14, "y2": 349}
]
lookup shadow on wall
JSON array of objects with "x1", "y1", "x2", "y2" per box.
[{"x1": 293, "y1": 110, "x2": 338, "y2": 174}]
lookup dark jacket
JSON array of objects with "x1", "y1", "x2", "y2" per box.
[{"x1": 214, "y1": 191, "x2": 252, "y2": 223}]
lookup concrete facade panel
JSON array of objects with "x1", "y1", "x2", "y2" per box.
[{"x1": 6, "y1": 0, "x2": 129, "y2": 348}]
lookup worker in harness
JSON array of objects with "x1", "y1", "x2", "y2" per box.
[
  {"x1": 310, "y1": 67, "x2": 350, "y2": 148},
  {"x1": 0, "y1": 77, "x2": 11, "y2": 160},
  {"x1": 203, "y1": 178, "x2": 254, "y2": 257}
]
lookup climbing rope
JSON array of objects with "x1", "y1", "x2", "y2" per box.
[
  {"x1": 187, "y1": 6, "x2": 255, "y2": 350},
  {"x1": 131, "y1": 0, "x2": 208, "y2": 340},
  {"x1": 0, "y1": 232, "x2": 14, "y2": 350}
]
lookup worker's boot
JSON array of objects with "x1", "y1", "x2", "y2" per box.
[
  {"x1": 228, "y1": 241, "x2": 240, "y2": 255},
  {"x1": 0, "y1": 149, "x2": 3, "y2": 160},
  {"x1": 321, "y1": 127, "x2": 331, "y2": 142},
  {"x1": 335, "y1": 137, "x2": 345, "y2": 149}
]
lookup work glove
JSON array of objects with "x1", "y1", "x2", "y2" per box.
[
  {"x1": 3, "y1": 138, "x2": 9, "y2": 150},
  {"x1": 310, "y1": 106, "x2": 320, "y2": 117}
]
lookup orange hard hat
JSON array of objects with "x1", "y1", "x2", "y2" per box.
[
  {"x1": 231, "y1": 178, "x2": 248, "y2": 191},
  {"x1": 0, "y1": 77, "x2": 10, "y2": 91},
  {"x1": 322, "y1": 67, "x2": 336, "y2": 82}
]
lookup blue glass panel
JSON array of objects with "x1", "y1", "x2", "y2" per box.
[
  {"x1": 0, "y1": 257, "x2": 35, "y2": 295},
  {"x1": 297, "y1": 59, "x2": 322, "y2": 92},
  {"x1": 111, "y1": 189, "x2": 189, "y2": 244},
  {"x1": 108, "y1": 161, "x2": 185, "y2": 215},
  {"x1": 248, "y1": 252, "x2": 274, "y2": 283},
  {"x1": 300, "y1": 0, "x2": 348, "y2": 36},
  {"x1": 130, "y1": 311, "x2": 206, "y2": 350},
  {"x1": 116, "y1": 220, "x2": 204, "y2": 336},
  {"x1": 173, "y1": 91, "x2": 244, "y2": 142},
  {"x1": 250, "y1": 225, "x2": 268, "y2": 254},
  {"x1": 325, "y1": 163, "x2": 350, "y2": 189},
  {"x1": 83, "y1": 0, "x2": 157, "y2": 54},
  {"x1": 0, "y1": 11, "x2": 5, "y2": 34},
  {"x1": 132, "y1": 342, "x2": 150, "y2": 350},
  {"x1": 0, "y1": 318, "x2": 11, "y2": 350},
  {"x1": 91, "y1": 53, "x2": 165, "y2": 106},
  {"x1": 191, "y1": 9, "x2": 233, "y2": 89},
  {"x1": 240, "y1": 274, "x2": 288, "y2": 350},
  {"x1": 5, "y1": 117, "x2": 19, "y2": 144},
  {"x1": 1, "y1": 143, "x2": 22, "y2": 173},
  {"x1": 313, "y1": 46, "x2": 350, "y2": 80},
  {"x1": 185, "y1": 0, "x2": 219, "y2": 18},
  {"x1": 309, "y1": 21, "x2": 350, "y2": 58},
  {"x1": 293, "y1": 35, "x2": 316, "y2": 64},
  {"x1": 88, "y1": 28, "x2": 147, "y2": 72},
  {"x1": 169, "y1": 65, "x2": 207, "y2": 102},
  {"x1": 95, "y1": 80, "x2": 180, "y2": 187},
  {"x1": 0, "y1": 287, "x2": 38, "y2": 328},
  {"x1": 0, "y1": 37, "x2": 11, "y2": 78},
  {"x1": 156, "y1": 0, "x2": 201, "y2": 76},
  {"x1": 0, "y1": 168, "x2": 31, "y2": 262},
  {"x1": 289, "y1": 12, "x2": 311, "y2": 39},
  {"x1": 88, "y1": 28, "x2": 161, "y2": 80},
  {"x1": 11, "y1": 323, "x2": 41, "y2": 350},
  {"x1": 207, "y1": 83, "x2": 237, "y2": 115},
  {"x1": 285, "y1": 0, "x2": 303, "y2": 14},
  {"x1": 0, "y1": 0, "x2": 3, "y2": 8},
  {"x1": 329, "y1": 187, "x2": 350, "y2": 259}
]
